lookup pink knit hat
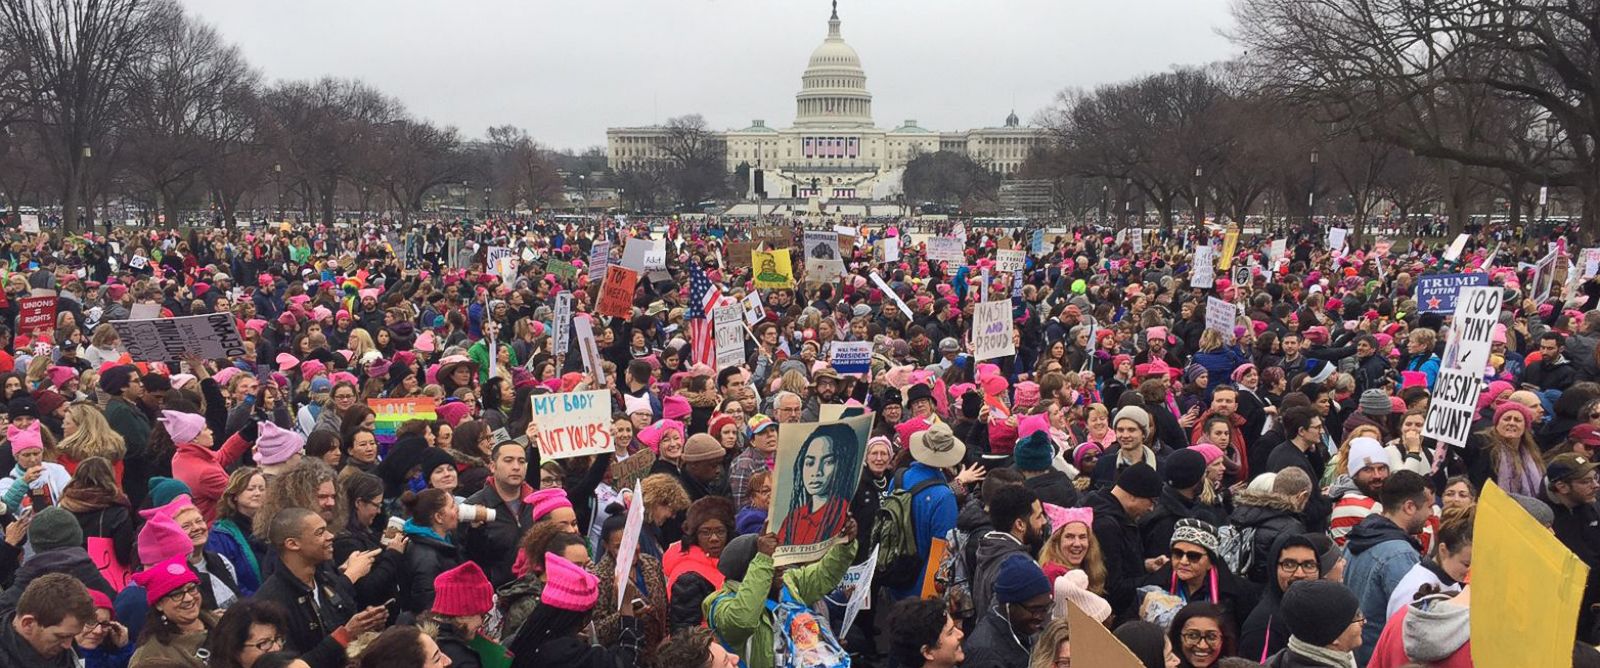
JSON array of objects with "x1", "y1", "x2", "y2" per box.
[
  {"x1": 7, "y1": 422, "x2": 41, "y2": 455},
  {"x1": 1042, "y1": 503, "x2": 1094, "y2": 531},
  {"x1": 136, "y1": 513, "x2": 192, "y2": 568},
  {"x1": 276, "y1": 353, "x2": 299, "y2": 370},
  {"x1": 131, "y1": 555, "x2": 198, "y2": 604},
  {"x1": 46, "y1": 366, "x2": 77, "y2": 389},
  {"x1": 159, "y1": 410, "x2": 206, "y2": 445},
  {"x1": 300, "y1": 360, "x2": 327, "y2": 380},
  {"x1": 139, "y1": 494, "x2": 197, "y2": 522},
  {"x1": 661, "y1": 394, "x2": 691, "y2": 422},
  {"x1": 1494, "y1": 401, "x2": 1534, "y2": 427},
  {"x1": 1189, "y1": 443, "x2": 1226, "y2": 466},
  {"x1": 256, "y1": 421, "x2": 306, "y2": 465},
  {"x1": 436, "y1": 401, "x2": 472, "y2": 427},
  {"x1": 542, "y1": 554, "x2": 598, "y2": 612},
  {"x1": 638, "y1": 419, "x2": 685, "y2": 453},
  {"x1": 525, "y1": 488, "x2": 573, "y2": 522},
  {"x1": 1017, "y1": 413, "x2": 1050, "y2": 441},
  {"x1": 1002, "y1": 377, "x2": 1039, "y2": 406},
  {"x1": 213, "y1": 367, "x2": 242, "y2": 387},
  {"x1": 432, "y1": 561, "x2": 494, "y2": 617}
]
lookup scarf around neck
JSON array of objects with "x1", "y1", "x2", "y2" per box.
[{"x1": 1285, "y1": 636, "x2": 1356, "y2": 668}]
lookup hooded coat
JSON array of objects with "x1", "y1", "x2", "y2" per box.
[
  {"x1": 969, "y1": 531, "x2": 1030, "y2": 623},
  {"x1": 1226, "y1": 489, "x2": 1307, "y2": 585},
  {"x1": 1238, "y1": 533, "x2": 1324, "y2": 663},
  {"x1": 1138, "y1": 484, "x2": 1227, "y2": 559},
  {"x1": 1368, "y1": 593, "x2": 1472, "y2": 668},
  {"x1": 1087, "y1": 488, "x2": 1146, "y2": 615}
]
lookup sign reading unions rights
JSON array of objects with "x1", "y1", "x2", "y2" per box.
[{"x1": 530, "y1": 389, "x2": 614, "y2": 460}]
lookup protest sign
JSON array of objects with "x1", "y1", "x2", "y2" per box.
[
  {"x1": 1443, "y1": 285, "x2": 1501, "y2": 373},
  {"x1": 880, "y1": 235, "x2": 900, "y2": 263},
  {"x1": 622, "y1": 238, "x2": 666, "y2": 271},
  {"x1": 995, "y1": 249, "x2": 1026, "y2": 274},
  {"x1": 487, "y1": 246, "x2": 518, "y2": 279},
  {"x1": 15, "y1": 296, "x2": 55, "y2": 338},
  {"x1": 1268, "y1": 239, "x2": 1287, "y2": 261},
  {"x1": 614, "y1": 480, "x2": 646, "y2": 611},
  {"x1": 553, "y1": 293, "x2": 572, "y2": 355},
  {"x1": 1443, "y1": 233, "x2": 1471, "y2": 261},
  {"x1": 608, "y1": 450, "x2": 656, "y2": 493},
  {"x1": 112, "y1": 312, "x2": 247, "y2": 363},
  {"x1": 1534, "y1": 249, "x2": 1558, "y2": 303},
  {"x1": 1421, "y1": 367, "x2": 1480, "y2": 448},
  {"x1": 529, "y1": 390, "x2": 614, "y2": 460},
  {"x1": 752, "y1": 226, "x2": 791, "y2": 249},
  {"x1": 1190, "y1": 245, "x2": 1215, "y2": 288},
  {"x1": 1130, "y1": 230, "x2": 1143, "y2": 254},
  {"x1": 1218, "y1": 228, "x2": 1240, "y2": 270},
  {"x1": 752, "y1": 249, "x2": 795, "y2": 288},
  {"x1": 1471, "y1": 482, "x2": 1590, "y2": 667},
  {"x1": 836, "y1": 546, "x2": 879, "y2": 638},
  {"x1": 741, "y1": 292, "x2": 765, "y2": 326},
  {"x1": 921, "y1": 538, "x2": 946, "y2": 599},
  {"x1": 1414, "y1": 273, "x2": 1489, "y2": 313},
  {"x1": 130, "y1": 302, "x2": 161, "y2": 320},
  {"x1": 833, "y1": 224, "x2": 856, "y2": 238},
  {"x1": 830, "y1": 341, "x2": 872, "y2": 375},
  {"x1": 369, "y1": 398, "x2": 438, "y2": 446},
  {"x1": 1205, "y1": 297, "x2": 1237, "y2": 343},
  {"x1": 870, "y1": 272, "x2": 913, "y2": 319},
  {"x1": 597, "y1": 265, "x2": 638, "y2": 319},
  {"x1": 587, "y1": 240, "x2": 611, "y2": 280},
  {"x1": 727, "y1": 241, "x2": 755, "y2": 268},
  {"x1": 1326, "y1": 227, "x2": 1348, "y2": 252},
  {"x1": 971, "y1": 300, "x2": 1016, "y2": 361},
  {"x1": 770, "y1": 413, "x2": 872, "y2": 566},
  {"x1": 1030, "y1": 229, "x2": 1046, "y2": 257},
  {"x1": 1581, "y1": 248, "x2": 1600, "y2": 279},
  {"x1": 926, "y1": 236, "x2": 963, "y2": 264},
  {"x1": 802, "y1": 230, "x2": 845, "y2": 280},
  {"x1": 1067, "y1": 599, "x2": 1143, "y2": 668},
  {"x1": 574, "y1": 318, "x2": 607, "y2": 387},
  {"x1": 713, "y1": 304, "x2": 745, "y2": 368},
  {"x1": 547, "y1": 259, "x2": 578, "y2": 281}
]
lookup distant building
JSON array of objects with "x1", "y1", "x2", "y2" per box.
[{"x1": 606, "y1": 1, "x2": 1051, "y2": 201}]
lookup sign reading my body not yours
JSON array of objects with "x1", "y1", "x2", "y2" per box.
[{"x1": 530, "y1": 390, "x2": 614, "y2": 460}]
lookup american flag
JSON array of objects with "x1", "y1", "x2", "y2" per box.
[{"x1": 687, "y1": 262, "x2": 722, "y2": 366}]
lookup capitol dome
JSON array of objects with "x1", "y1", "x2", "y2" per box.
[{"x1": 795, "y1": 1, "x2": 873, "y2": 129}]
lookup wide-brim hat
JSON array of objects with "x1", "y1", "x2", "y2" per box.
[{"x1": 910, "y1": 421, "x2": 964, "y2": 469}]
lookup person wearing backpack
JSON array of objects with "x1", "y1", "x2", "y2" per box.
[
  {"x1": 703, "y1": 521, "x2": 858, "y2": 668},
  {"x1": 880, "y1": 422, "x2": 964, "y2": 601}
]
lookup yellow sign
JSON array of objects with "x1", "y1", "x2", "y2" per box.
[
  {"x1": 1068, "y1": 599, "x2": 1142, "y2": 668},
  {"x1": 1218, "y1": 227, "x2": 1240, "y2": 271},
  {"x1": 752, "y1": 248, "x2": 794, "y2": 289},
  {"x1": 1470, "y1": 481, "x2": 1589, "y2": 667}
]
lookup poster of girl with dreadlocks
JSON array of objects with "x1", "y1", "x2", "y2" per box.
[{"x1": 770, "y1": 413, "x2": 872, "y2": 566}]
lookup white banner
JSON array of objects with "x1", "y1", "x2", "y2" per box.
[
  {"x1": 1205, "y1": 296, "x2": 1237, "y2": 343},
  {"x1": 713, "y1": 304, "x2": 745, "y2": 368},
  {"x1": 971, "y1": 300, "x2": 1015, "y2": 361},
  {"x1": 1422, "y1": 367, "x2": 1480, "y2": 448},
  {"x1": 112, "y1": 313, "x2": 246, "y2": 363},
  {"x1": 588, "y1": 240, "x2": 611, "y2": 281},
  {"x1": 529, "y1": 390, "x2": 614, "y2": 460},
  {"x1": 995, "y1": 249, "x2": 1026, "y2": 274},
  {"x1": 926, "y1": 237, "x2": 963, "y2": 264},
  {"x1": 1191, "y1": 245, "x2": 1215, "y2": 288},
  {"x1": 553, "y1": 293, "x2": 572, "y2": 355},
  {"x1": 614, "y1": 480, "x2": 645, "y2": 611}
]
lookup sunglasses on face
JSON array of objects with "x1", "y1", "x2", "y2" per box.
[{"x1": 1171, "y1": 548, "x2": 1208, "y2": 563}]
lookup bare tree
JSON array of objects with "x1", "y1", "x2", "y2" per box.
[
  {"x1": 484, "y1": 125, "x2": 563, "y2": 211},
  {"x1": 0, "y1": 0, "x2": 172, "y2": 232},
  {"x1": 659, "y1": 114, "x2": 727, "y2": 208},
  {"x1": 259, "y1": 78, "x2": 400, "y2": 224},
  {"x1": 368, "y1": 119, "x2": 462, "y2": 222}
]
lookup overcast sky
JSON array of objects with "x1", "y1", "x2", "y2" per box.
[{"x1": 180, "y1": 0, "x2": 1239, "y2": 151}]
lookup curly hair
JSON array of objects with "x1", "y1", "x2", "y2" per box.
[
  {"x1": 641, "y1": 473, "x2": 690, "y2": 516},
  {"x1": 653, "y1": 627, "x2": 715, "y2": 668},
  {"x1": 254, "y1": 460, "x2": 346, "y2": 540}
]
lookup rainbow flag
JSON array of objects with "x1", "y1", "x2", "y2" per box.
[{"x1": 370, "y1": 397, "x2": 437, "y2": 446}]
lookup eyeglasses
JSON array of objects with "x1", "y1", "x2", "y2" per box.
[
  {"x1": 1015, "y1": 600, "x2": 1054, "y2": 616},
  {"x1": 334, "y1": 393, "x2": 356, "y2": 400},
  {"x1": 166, "y1": 583, "x2": 201, "y2": 601},
  {"x1": 1181, "y1": 630, "x2": 1222, "y2": 645},
  {"x1": 1278, "y1": 559, "x2": 1319, "y2": 574},
  {"x1": 1170, "y1": 548, "x2": 1208, "y2": 563},
  {"x1": 1350, "y1": 615, "x2": 1366, "y2": 628},
  {"x1": 248, "y1": 636, "x2": 285, "y2": 652},
  {"x1": 697, "y1": 526, "x2": 728, "y2": 539}
]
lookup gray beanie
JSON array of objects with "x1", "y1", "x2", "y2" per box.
[
  {"x1": 1359, "y1": 389, "x2": 1392, "y2": 416},
  {"x1": 1509, "y1": 493, "x2": 1556, "y2": 528},
  {"x1": 1114, "y1": 406, "x2": 1151, "y2": 434},
  {"x1": 29, "y1": 507, "x2": 83, "y2": 553},
  {"x1": 718, "y1": 533, "x2": 761, "y2": 582}
]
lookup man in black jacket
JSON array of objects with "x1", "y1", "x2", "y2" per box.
[
  {"x1": 1267, "y1": 407, "x2": 1333, "y2": 533},
  {"x1": 0, "y1": 574, "x2": 95, "y2": 668},
  {"x1": 1545, "y1": 453, "x2": 1600, "y2": 643},
  {"x1": 1139, "y1": 448, "x2": 1226, "y2": 558},
  {"x1": 463, "y1": 441, "x2": 535, "y2": 587},
  {"x1": 1087, "y1": 463, "x2": 1163, "y2": 614},
  {"x1": 254, "y1": 507, "x2": 387, "y2": 668},
  {"x1": 969, "y1": 485, "x2": 1047, "y2": 619},
  {"x1": 1012, "y1": 431, "x2": 1078, "y2": 507},
  {"x1": 1525, "y1": 332, "x2": 1579, "y2": 392}
]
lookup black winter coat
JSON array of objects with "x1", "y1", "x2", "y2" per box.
[
  {"x1": 333, "y1": 521, "x2": 406, "y2": 609},
  {"x1": 462, "y1": 484, "x2": 537, "y2": 588},
  {"x1": 252, "y1": 561, "x2": 360, "y2": 668},
  {"x1": 1226, "y1": 490, "x2": 1307, "y2": 585},
  {"x1": 1138, "y1": 485, "x2": 1228, "y2": 559},
  {"x1": 1023, "y1": 469, "x2": 1080, "y2": 508},
  {"x1": 402, "y1": 530, "x2": 465, "y2": 614},
  {"x1": 1087, "y1": 489, "x2": 1146, "y2": 614}
]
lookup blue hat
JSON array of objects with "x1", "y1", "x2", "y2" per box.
[
  {"x1": 993, "y1": 553, "x2": 1050, "y2": 604},
  {"x1": 1012, "y1": 431, "x2": 1054, "y2": 472},
  {"x1": 147, "y1": 477, "x2": 193, "y2": 509}
]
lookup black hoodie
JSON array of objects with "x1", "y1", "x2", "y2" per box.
[{"x1": 1238, "y1": 533, "x2": 1323, "y2": 663}]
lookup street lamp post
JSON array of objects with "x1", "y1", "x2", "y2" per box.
[
  {"x1": 578, "y1": 175, "x2": 587, "y2": 215},
  {"x1": 484, "y1": 187, "x2": 492, "y2": 219},
  {"x1": 1308, "y1": 149, "x2": 1319, "y2": 234}
]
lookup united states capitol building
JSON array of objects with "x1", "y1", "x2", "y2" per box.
[{"x1": 605, "y1": 2, "x2": 1051, "y2": 202}]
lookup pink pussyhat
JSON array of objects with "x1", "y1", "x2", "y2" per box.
[
  {"x1": 131, "y1": 554, "x2": 199, "y2": 605},
  {"x1": 1042, "y1": 503, "x2": 1094, "y2": 531},
  {"x1": 139, "y1": 494, "x2": 198, "y2": 522},
  {"x1": 159, "y1": 410, "x2": 206, "y2": 445},
  {"x1": 525, "y1": 488, "x2": 573, "y2": 522},
  {"x1": 136, "y1": 513, "x2": 193, "y2": 567},
  {"x1": 7, "y1": 422, "x2": 41, "y2": 456}
]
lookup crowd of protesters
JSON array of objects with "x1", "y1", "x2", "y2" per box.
[{"x1": 0, "y1": 214, "x2": 1594, "y2": 668}]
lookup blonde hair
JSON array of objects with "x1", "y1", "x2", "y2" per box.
[
  {"x1": 348, "y1": 329, "x2": 377, "y2": 361},
  {"x1": 1027, "y1": 617, "x2": 1073, "y2": 668},
  {"x1": 1037, "y1": 520, "x2": 1108, "y2": 595},
  {"x1": 1198, "y1": 328, "x2": 1224, "y2": 353},
  {"x1": 57, "y1": 403, "x2": 126, "y2": 463},
  {"x1": 778, "y1": 369, "x2": 809, "y2": 397}
]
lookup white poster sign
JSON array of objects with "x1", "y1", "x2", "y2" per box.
[
  {"x1": 588, "y1": 240, "x2": 611, "y2": 280},
  {"x1": 870, "y1": 272, "x2": 913, "y2": 319},
  {"x1": 971, "y1": 300, "x2": 1015, "y2": 361},
  {"x1": 995, "y1": 249, "x2": 1026, "y2": 274},
  {"x1": 1268, "y1": 239, "x2": 1287, "y2": 261},
  {"x1": 1443, "y1": 233, "x2": 1471, "y2": 262},
  {"x1": 111, "y1": 313, "x2": 246, "y2": 362},
  {"x1": 487, "y1": 246, "x2": 518, "y2": 280},
  {"x1": 1442, "y1": 286, "x2": 1502, "y2": 374},
  {"x1": 741, "y1": 292, "x2": 766, "y2": 327},
  {"x1": 837, "y1": 546, "x2": 879, "y2": 637},
  {"x1": 1326, "y1": 227, "x2": 1349, "y2": 252},
  {"x1": 574, "y1": 317, "x2": 607, "y2": 387},
  {"x1": 713, "y1": 304, "x2": 745, "y2": 368},
  {"x1": 529, "y1": 390, "x2": 614, "y2": 460},
  {"x1": 1422, "y1": 367, "x2": 1481, "y2": 448},
  {"x1": 622, "y1": 238, "x2": 666, "y2": 271},
  {"x1": 553, "y1": 293, "x2": 572, "y2": 355},
  {"x1": 1581, "y1": 248, "x2": 1600, "y2": 279},
  {"x1": 926, "y1": 237, "x2": 963, "y2": 264},
  {"x1": 802, "y1": 230, "x2": 845, "y2": 279},
  {"x1": 1205, "y1": 296, "x2": 1238, "y2": 343},
  {"x1": 1534, "y1": 249, "x2": 1559, "y2": 304},
  {"x1": 614, "y1": 480, "x2": 645, "y2": 611},
  {"x1": 881, "y1": 235, "x2": 900, "y2": 263},
  {"x1": 828, "y1": 341, "x2": 872, "y2": 375},
  {"x1": 19, "y1": 214, "x2": 39, "y2": 234},
  {"x1": 1191, "y1": 245, "x2": 1215, "y2": 288}
]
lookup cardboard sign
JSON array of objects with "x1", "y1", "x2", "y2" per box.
[
  {"x1": 622, "y1": 237, "x2": 666, "y2": 271},
  {"x1": 752, "y1": 249, "x2": 794, "y2": 289},
  {"x1": 1205, "y1": 296, "x2": 1237, "y2": 343},
  {"x1": 1414, "y1": 273, "x2": 1490, "y2": 313},
  {"x1": 752, "y1": 226, "x2": 791, "y2": 249},
  {"x1": 112, "y1": 313, "x2": 247, "y2": 362},
  {"x1": 1422, "y1": 367, "x2": 1480, "y2": 448},
  {"x1": 530, "y1": 390, "x2": 614, "y2": 460},
  {"x1": 1190, "y1": 245, "x2": 1215, "y2": 288},
  {"x1": 369, "y1": 398, "x2": 438, "y2": 446},
  {"x1": 995, "y1": 249, "x2": 1026, "y2": 274},
  {"x1": 802, "y1": 230, "x2": 845, "y2": 280},
  {"x1": 727, "y1": 241, "x2": 755, "y2": 268},
  {"x1": 574, "y1": 318, "x2": 607, "y2": 387},
  {"x1": 829, "y1": 341, "x2": 872, "y2": 375},
  {"x1": 713, "y1": 304, "x2": 745, "y2": 368},
  {"x1": 769, "y1": 414, "x2": 873, "y2": 566},
  {"x1": 1471, "y1": 482, "x2": 1590, "y2": 667},
  {"x1": 597, "y1": 265, "x2": 638, "y2": 319},
  {"x1": 614, "y1": 480, "x2": 646, "y2": 611},
  {"x1": 15, "y1": 296, "x2": 55, "y2": 338},
  {"x1": 741, "y1": 292, "x2": 765, "y2": 326},
  {"x1": 553, "y1": 293, "x2": 572, "y2": 355},
  {"x1": 587, "y1": 240, "x2": 611, "y2": 280},
  {"x1": 971, "y1": 300, "x2": 1015, "y2": 361},
  {"x1": 925, "y1": 237, "x2": 963, "y2": 264},
  {"x1": 1218, "y1": 228, "x2": 1240, "y2": 270},
  {"x1": 608, "y1": 449, "x2": 656, "y2": 493},
  {"x1": 1443, "y1": 233, "x2": 1471, "y2": 261},
  {"x1": 1067, "y1": 598, "x2": 1143, "y2": 668}
]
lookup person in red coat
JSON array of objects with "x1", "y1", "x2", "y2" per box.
[
  {"x1": 664, "y1": 496, "x2": 735, "y2": 593},
  {"x1": 166, "y1": 410, "x2": 253, "y2": 522},
  {"x1": 1368, "y1": 586, "x2": 1472, "y2": 668}
]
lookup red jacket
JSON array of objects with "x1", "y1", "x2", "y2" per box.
[
  {"x1": 1368, "y1": 604, "x2": 1472, "y2": 668},
  {"x1": 172, "y1": 432, "x2": 252, "y2": 522},
  {"x1": 662, "y1": 542, "x2": 724, "y2": 595}
]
